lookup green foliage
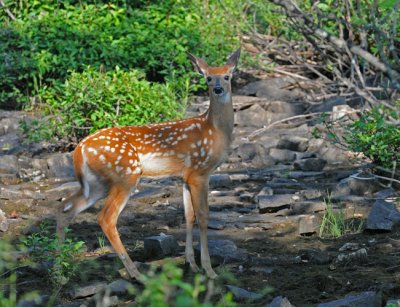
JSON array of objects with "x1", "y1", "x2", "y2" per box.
[
  {"x1": 0, "y1": 240, "x2": 39, "y2": 306},
  {"x1": 134, "y1": 260, "x2": 235, "y2": 307},
  {"x1": 21, "y1": 221, "x2": 86, "y2": 288},
  {"x1": 24, "y1": 66, "x2": 188, "y2": 140},
  {"x1": 0, "y1": 0, "x2": 244, "y2": 109},
  {"x1": 344, "y1": 103, "x2": 400, "y2": 170}
]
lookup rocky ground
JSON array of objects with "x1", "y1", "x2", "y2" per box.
[{"x1": 1, "y1": 76, "x2": 400, "y2": 306}]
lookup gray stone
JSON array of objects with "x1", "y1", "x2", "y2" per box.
[
  {"x1": 298, "y1": 215, "x2": 319, "y2": 236},
  {"x1": 333, "y1": 175, "x2": 381, "y2": 197},
  {"x1": 107, "y1": 279, "x2": 134, "y2": 295},
  {"x1": 366, "y1": 200, "x2": 400, "y2": 231},
  {"x1": 208, "y1": 220, "x2": 226, "y2": 230},
  {"x1": 298, "y1": 189, "x2": 323, "y2": 200},
  {"x1": 309, "y1": 96, "x2": 347, "y2": 113},
  {"x1": 209, "y1": 174, "x2": 232, "y2": 188},
  {"x1": 255, "y1": 186, "x2": 273, "y2": 203},
  {"x1": 195, "y1": 240, "x2": 248, "y2": 265},
  {"x1": 291, "y1": 201, "x2": 326, "y2": 215},
  {"x1": 293, "y1": 158, "x2": 327, "y2": 172},
  {"x1": 236, "y1": 143, "x2": 264, "y2": 161},
  {"x1": 268, "y1": 296, "x2": 294, "y2": 307},
  {"x1": 235, "y1": 104, "x2": 270, "y2": 127},
  {"x1": 258, "y1": 194, "x2": 296, "y2": 214},
  {"x1": 337, "y1": 248, "x2": 368, "y2": 263},
  {"x1": 68, "y1": 282, "x2": 107, "y2": 299},
  {"x1": 144, "y1": 233, "x2": 179, "y2": 259},
  {"x1": 0, "y1": 185, "x2": 44, "y2": 200},
  {"x1": 317, "y1": 291, "x2": 381, "y2": 307},
  {"x1": 269, "y1": 148, "x2": 297, "y2": 163},
  {"x1": 277, "y1": 136, "x2": 309, "y2": 152},
  {"x1": 46, "y1": 153, "x2": 74, "y2": 178},
  {"x1": 0, "y1": 208, "x2": 9, "y2": 232},
  {"x1": 226, "y1": 285, "x2": 263, "y2": 301},
  {"x1": 374, "y1": 188, "x2": 396, "y2": 199},
  {"x1": 0, "y1": 155, "x2": 18, "y2": 174}
]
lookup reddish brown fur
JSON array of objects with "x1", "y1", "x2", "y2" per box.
[{"x1": 56, "y1": 49, "x2": 240, "y2": 280}]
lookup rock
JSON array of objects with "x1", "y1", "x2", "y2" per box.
[
  {"x1": 208, "y1": 220, "x2": 226, "y2": 230},
  {"x1": 144, "y1": 233, "x2": 179, "y2": 259},
  {"x1": 209, "y1": 174, "x2": 232, "y2": 188},
  {"x1": 107, "y1": 279, "x2": 134, "y2": 295},
  {"x1": 0, "y1": 185, "x2": 44, "y2": 200},
  {"x1": 258, "y1": 194, "x2": 296, "y2": 214},
  {"x1": 225, "y1": 285, "x2": 263, "y2": 301},
  {"x1": 45, "y1": 181, "x2": 80, "y2": 201},
  {"x1": 317, "y1": 291, "x2": 381, "y2": 307},
  {"x1": 300, "y1": 249, "x2": 331, "y2": 264},
  {"x1": 366, "y1": 200, "x2": 400, "y2": 231},
  {"x1": 46, "y1": 153, "x2": 74, "y2": 178},
  {"x1": 291, "y1": 201, "x2": 326, "y2": 215},
  {"x1": 235, "y1": 143, "x2": 264, "y2": 161},
  {"x1": 293, "y1": 158, "x2": 327, "y2": 172},
  {"x1": 255, "y1": 186, "x2": 273, "y2": 202},
  {"x1": 195, "y1": 240, "x2": 248, "y2": 265},
  {"x1": 298, "y1": 189, "x2": 323, "y2": 200},
  {"x1": 235, "y1": 104, "x2": 270, "y2": 128},
  {"x1": 268, "y1": 296, "x2": 294, "y2": 307},
  {"x1": 238, "y1": 77, "x2": 302, "y2": 101},
  {"x1": 339, "y1": 243, "x2": 361, "y2": 252},
  {"x1": 309, "y1": 96, "x2": 347, "y2": 113},
  {"x1": 298, "y1": 215, "x2": 319, "y2": 236},
  {"x1": 249, "y1": 267, "x2": 274, "y2": 275},
  {"x1": 330, "y1": 105, "x2": 357, "y2": 121},
  {"x1": 333, "y1": 175, "x2": 381, "y2": 197},
  {"x1": 374, "y1": 188, "x2": 396, "y2": 199},
  {"x1": 0, "y1": 155, "x2": 18, "y2": 174},
  {"x1": 269, "y1": 148, "x2": 297, "y2": 163},
  {"x1": 277, "y1": 136, "x2": 309, "y2": 152},
  {"x1": 68, "y1": 282, "x2": 107, "y2": 299},
  {"x1": 336, "y1": 248, "x2": 368, "y2": 263},
  {"x1": 0, "y1": 208, "x2": 9, "y2": 232}
]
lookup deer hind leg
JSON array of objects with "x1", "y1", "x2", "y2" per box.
[
  {"x1": 97, "y1": 182, "x2": 142, "y2": 280},
  {"x1": 187, "y1": 175, "x2": 217, "y2": 279},
  {"x1": 183, "y1": 183, "x2": 200, "y2": 272},
  {"x1": 56, "y1": 168, "x2": 108, "y2": 241}
]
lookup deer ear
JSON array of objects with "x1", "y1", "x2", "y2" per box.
[
  {"x1": 187, "y1": 52, "x2": 209, "y2": 76},
  {"x1": 226, "y1": 48, "x2": 241, "y2": 73}
]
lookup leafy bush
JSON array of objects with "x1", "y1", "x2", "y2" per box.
[
  {"x1": 0, "y1": 0, "x2": 246, "y2": 109},
  {"x1": 23, "y1": 66, "x2": 188, "y2": 140},
  {"x1": 343, "y1": 103, "x2": 400, "y2": 170},
  {"x1": 133, "y1": 260, "x2": 235, "y2": 307},
  {"x1": 21, "y1": 222, "x2": 85, "y2": 288}
]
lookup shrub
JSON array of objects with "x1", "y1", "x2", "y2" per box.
[
  {"x1": 26, "y1": 66, "x2": 188, "y2": 140},
  {"x1": 343, "y1": 103, "x2": 400, "y2": 170},
  {"x1": 133, "y1": 260, "x2": 235, "y2": 307},
  {"x1": 21, "y1": 222, "x2": 86, "y2": 288}
]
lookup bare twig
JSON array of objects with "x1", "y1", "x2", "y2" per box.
[{"x1": 0, "y1": 0, "x2": 16, "y2": 21}]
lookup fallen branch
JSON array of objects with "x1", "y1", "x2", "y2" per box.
[{"x1": 268, "y1": 0, "x2": 400, "y2": 90}]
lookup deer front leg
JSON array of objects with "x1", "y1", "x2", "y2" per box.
[
  {"x1": 183, "y1": 183, "x2": 200, "y2": 272},
  {"x1": 188, "y1": 176, "x2": 217, "y2": 279},
  {"x1": 98, "y1": 184, "x2": 142, "y2": 281}
]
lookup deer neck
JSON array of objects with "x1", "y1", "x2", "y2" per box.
[{"x1": 206, "y1": 92, "x2": 234, "y2": 145}]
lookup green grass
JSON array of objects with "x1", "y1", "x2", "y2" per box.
[{"x1": 319, "y1": 195, "x2": 364, "y2": 238}]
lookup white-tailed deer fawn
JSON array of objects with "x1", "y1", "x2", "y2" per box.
[{"x1": 56, "y1": 48, "x2": 240, "y2": 280}]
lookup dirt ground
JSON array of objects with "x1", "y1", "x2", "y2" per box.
[{"x1": 3, "y1": 171, "x2": 400, "y2": 306}]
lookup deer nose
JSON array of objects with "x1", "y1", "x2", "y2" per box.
[{"x1": 213, "y1": 87, "x2": 224, "y2": 95}]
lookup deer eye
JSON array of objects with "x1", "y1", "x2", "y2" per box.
[
  {"x1": 224, "y1": 75, "x2": 230, "y2": 81},
  {"x1": 206, "y1": 76, "x2": 212, "y2": 83}
]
